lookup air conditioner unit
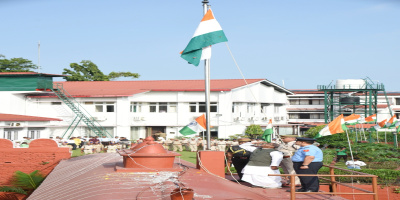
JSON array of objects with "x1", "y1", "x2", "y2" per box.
[
  {"x1": 280, "y1": 116, "x2": 285, "y2": 120},
  {"x1": 261, "y1": 117, "x2": 268, "y2": 121},
  {"x1": 248, "y1": 117, "x2": 254, "y2": 121},
  {"x1": 133, "y1": 117, "x2": 141, "y2": 121},
  {"x1": 274, "y1": 117, "x2": 280, "y2": 121},
  {"x1": 10, "y1": 122, "x2": 23, "y2": 127},
  {"x1": 233, "y1": 117, "x2": 240, "y2": 121}
]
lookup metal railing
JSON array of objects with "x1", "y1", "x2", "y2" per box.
[{"x1": 269, "y1": 164, "x2": 379, "y2": 200}]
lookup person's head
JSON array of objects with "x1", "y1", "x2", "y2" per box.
[
  {"x1": 295, "y1": 137, "x2": 316, "y2": 146},
  {"x1": 238, "y1": 138, "x2": 251, "y2": 144},
  {"x1": 115, "y1": 136, "x2": 119, "y2": 138},
  {"x1": 191, "y1": 138, "x2": 195, "y2": 140},
  {"x1": 49, "y1": 137, "x2": 53, "y2": 139},
  {"x1": 21, "y1": 142, "x2": 27, "y2": 145},
  {"x1": 280, "y1": 135, "x2": 297, "y2": 143},
  {"x1": 233, "y1": 139, "x2": 237, "y2": 141}
]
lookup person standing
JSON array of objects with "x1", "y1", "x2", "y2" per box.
[
  {"x1": 172, "y1": 139, "x2": 183, "y2": 152},
  {"x1": 241, "y1": 143, "x2": 283, "y2": 188},
  {"x1": 189, "y1": 138, "x2": 198, "y2": 152},
  {"x1": 278, "y1": 135, "x2": 301, "y2": 186},
  {"x1": 217, "y1": 138, "x2": 227, "y2": 151},
  {"x1": 226, "y1": 138, "x2": 254, "y2": 181},
  {"x1": 335, "y1": 147, "x2": 348, "y2": 162},
  {"x1": 290, "y1": 137, "x2": 323, "y2": 193}
]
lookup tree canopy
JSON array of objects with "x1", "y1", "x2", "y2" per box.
[
  {"x1": 0, "y1": 55, "x2": 37, "y2": 72},
  {"x1": 245, "y1": 124, "x2": 264, "y2": 139},
  {"x1": 62, "y1": 60, "x2": 140, "y2": 81}
]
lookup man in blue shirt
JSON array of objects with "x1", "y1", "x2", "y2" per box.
[{"x1": 290, "y1": 137, "x2": 323, "y2": 193}]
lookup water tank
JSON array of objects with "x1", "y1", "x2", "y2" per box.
[
  {"x1": 340, "y1": 97, "x2": 360, "y2": 104},
  {"x1": 336, "y1": 79, "x2": 365, "y2": 89}
]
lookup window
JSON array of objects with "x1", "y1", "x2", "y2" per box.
[
  {"x1": 150, "y1": 103, "x2": 157, "y2": 112},
  {"x1": 396, "y1": 98, "x2": 400, "y2": 105},
  {"x1": 289, "y1": 99, "x2": 299, "y2": 105},
  {"x1": 130, "y1": 102, "x2": 142, "y2": 112},
  {"x1": 149, "y1": 102, "x2": 177, "y2": 113},
  {"x1": 51, "y1": 102, "x2": 62, "y2": 105},
  {"x1": 3, "y1": 131, "x2": 18, "y2": 140},
  {"x1": 192, "y1": 102, "x2": 217, "y2": 113},
  {"x1": 247, "y1": 103, "x2": 255, "y2": 113},
  {"x1": 261, "y1": 103, "x2": 270, "y2": 114},
  {"x1": 190, "y1": 102, "x2": 197, "y2": 112},
  {"x1": 232, "y1": 102, "x2": 241, "y2": 113},
  {"x1": 289, "y1": 113, "x2": 299, "y2": 119},
  {"x1": 299, "y1": 113, "x2": 310, "y2": 119},
  {"x1": 28, "y1": 130, "x2": 40, "y2": 139},
  {"x1": 95, "y1": 102, "x2": 115, "y2": 113}
]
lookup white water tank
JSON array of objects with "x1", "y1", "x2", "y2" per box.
[{"x1": 336, "y1": 79, "x2": 365, "y2": 89}]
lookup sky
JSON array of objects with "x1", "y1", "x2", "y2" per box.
[{"x1": 1, "y1": 0, "x2": 399, "y2": 91}]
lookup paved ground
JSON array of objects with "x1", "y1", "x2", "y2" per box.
[{"x1": 28, "y1": 153, "x2": 348, "y2": 200}]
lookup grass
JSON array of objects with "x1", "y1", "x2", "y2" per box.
[{"x1": 176, "y1": 150, "x2": 197, "y2": 164}]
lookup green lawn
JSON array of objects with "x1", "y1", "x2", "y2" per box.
[{"x1": 176, "y1": 150, "x2": 197, "y2": 164}]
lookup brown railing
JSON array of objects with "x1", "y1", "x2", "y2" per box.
[{"x1": 269, "y1": 165, "x2": 379, "y2": 200}]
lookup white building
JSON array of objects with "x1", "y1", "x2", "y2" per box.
[{"x1": 0, "y1": 72, "x2": 296, "y2": 140}]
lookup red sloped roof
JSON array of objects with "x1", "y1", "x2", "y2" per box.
[
  {"x1": 0, "y1": 113, "x2": 62, "y2": 121},
  {"x1": 31, "y1": 79, "x2": 266, "y2": 98}
]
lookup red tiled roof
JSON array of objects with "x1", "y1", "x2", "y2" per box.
[
  {"x1": 0, "y1": 72, "x2": 66, "y2": 77},
  {"x1": 289, "y1": 89, "x2": 324, "y2": 94},
  {"x1": 30, "y1": 79, "x2": 273, "y2": 98},
  {"x1": 0, "y1": 113, "x2": 62, "y2": 121}
]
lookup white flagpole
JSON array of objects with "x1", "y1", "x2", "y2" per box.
[
  {"x1": 202, "y1": 0, "x2": 211, "y2": 150},
  {"x1": 345, "y1": 129, "x2": 356, "y2": 168}
]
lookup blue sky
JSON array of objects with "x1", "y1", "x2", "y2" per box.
[{"x1": 1, "y1": 0, "x2": 399, "y2": 91}]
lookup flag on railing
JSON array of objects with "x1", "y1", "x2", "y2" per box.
[
  {"x1": 371, "y1": 119, "x2": 387, "y2": 131},
  {"x1": 262, "y1": 119, "x2": 273, "y2": 142},
  {"x1": 386, "y1": 115, "x2": 397, "y2": 128},
  {"x1": 179, "y1": 114, "x2": 207, "y2": 136},
  {"x1": 344, "y1": 114, "x2": 361, "y2": 125},
  {"x1": 365, "y1": 114, "x2": 377, "y2": 124},
  {"x1": 180, "y1": 9, "x2": 228, "y2": 66},
  {"x1": 316, "y1": 114, "x2": 348, "y2": 138}
]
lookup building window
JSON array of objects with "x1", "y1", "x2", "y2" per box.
[
  {"x1": 247, "y1": 103, "x2": 255, "y2": 113},
  {"x1": 149, "y1": 103, "x2": 177, "y2": 113},
  {"x1": 28, "y1": 130, "x2": 40, "y2": 139},
  {"x1": 261, "y1": 103, "x2": 270, "y2": 114},
  {"x1": 51, "y1": 102, "x2": 62, "y2": 105},
  {"x1": 396, "y1": 98, "x2": 400, "y2": 105},
  {"x1": 232, "y1": 102, "x2": 241, "y2": 113},
  {"x1": 3, "y1": 131, "x2": 18, "y2": 140},
  {"x1": 289, "y1": 113, "x2": 299, "y2": 119},
  {"x1": 299, "y1": 113, "x2": 310, "y2": 119},
  {"x1": 95, "y1": 102, "x2": 115, "y2": 113},
  {"x1": 190, "y1": 102, "x2": 197, "y2": 112},
  {"x1": 130, "y1": 102, "x2": 142, "y2": 112},
  {"x1": 192, "y1": 102, "x2": 217, "y2": 113},
  {"x1": 289, "y1": 99, "x2": 299, "y2": 105},
  {"x1": 150, "y1": 103, "x2": 157, "y2": 113}
]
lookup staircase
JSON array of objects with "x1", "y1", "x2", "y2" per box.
[{"x1": 52, "y1": 83, "x2": 112, "y2": 139}]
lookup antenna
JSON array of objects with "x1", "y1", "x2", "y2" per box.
[
  {"x1": 38, "y1": 41, "x2": 41, "y2": 73},
  {"x1": 282, "y1": 80, "x2": 285, "y2": 87}
]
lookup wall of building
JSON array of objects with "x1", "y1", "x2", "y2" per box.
[{"x1": 0, "y1": 139, "x2": 71, "y2": 185}]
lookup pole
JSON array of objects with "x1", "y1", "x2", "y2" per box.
[
  {"x1": 202, "y1": 0, "x2": 211, "y2": 150},
  {"x1": 393, "y1": 132, "x2": 398, "y2": 148},
  {"x1": 368, "y1": 130, "x2": 373, "y2": 143},
  {"x1": 38, "y1": 41, "x2": 41, "y2": 73},
  {"x1": 345, "y1": 129, "x2": 356, "y2": 168}
]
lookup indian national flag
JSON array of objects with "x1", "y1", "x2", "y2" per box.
[
  {"x1": 179, "y1": 114, "x2": 207, "y2": 136},
  {"x1": 386, "y1": 115, "x2": 397, "y2": 128},
  {"x1": 316, "y1": 114, "x2": 348, "y2": 138},
  {"x1": 372, "y1": 119, "x2": 387, "y2": 131},
  {"x1": 262, "y1": 119, "x2": 273, "y2": 142},
  {"x1": 344, "y1": 114, "x2": 361, "y2": 125},
  {"x1": 365, "y1": 114, "x2": 377, "y2": 124},
  {"x1": 181, "y1": 9, "x2": 228, "y2": 66}
]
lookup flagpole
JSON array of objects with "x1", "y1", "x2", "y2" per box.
[
  {"x1": 202, "y1": 0, "x2": 211, "y2": 150},
  {"x1": 345, "y1": 129, "x2": 356, "y2": 168}
]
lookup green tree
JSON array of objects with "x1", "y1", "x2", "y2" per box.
[
  {"x1": 245, "y1": 124, "x2": 264, "y2": 139},
  {"x1": 0, "y1": 55, "x2": 37, "y2": 72},
  {"x1": 62, "y1": 60, "x2": 140, "y2": 81}
]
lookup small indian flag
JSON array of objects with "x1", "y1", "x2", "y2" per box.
[
  {"x1": 181, "y1": 9, "x2": 228, "y2": 66},
  {"x1": 179, "y1": 114, "x2": 207, "y2": 136},
  {"x1": 316, "y1": 114, "x2": 348, "y2": 138},
  {"x1": 386, "y1": 115, "x2": 397, "y2": 128},
  {"x1": 262, "y1": 119, "x2": 273, "y2": 142},
  {"x1": 344, "y1": 114, "x2": 361, "y2": 125},
  {"x1": 372, "y1": 119, "x2": 387, "y2": 131},
  {"x1": 365, "y1": 114, "x2": 377, "y2": 124}
]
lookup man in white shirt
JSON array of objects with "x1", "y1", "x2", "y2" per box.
[
  {"x1": 346, "y1": 157, "x2": 366, "y2": 169},
  {"x1": 241, "y1": 143, "x2": 283, "y2": 189}
]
